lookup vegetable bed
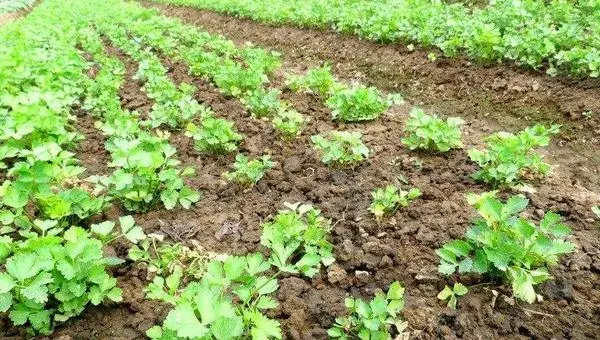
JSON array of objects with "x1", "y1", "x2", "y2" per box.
[{"x1": 1, "y1": 0, "x2": 600, "y2": 339}]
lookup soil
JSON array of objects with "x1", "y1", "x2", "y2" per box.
[
  {"x1": 0, "y1": 12, "x2": 19, "y2": 26},
  {"x1": 2, "y1": 2, "x2": 600, "y2": 340}
]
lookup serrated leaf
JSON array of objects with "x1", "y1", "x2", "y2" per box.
[
  {"x1": 91, "y1": 221, "x2": 115, "y2": 237},
  {"x1": 249, "y1": 311, "x2": 282, "y2": 340},
  {"x1": 255, "y1": 277, "x2": 278, "y2": 296},
  {"x1": 164, "y1": 303, "x2": 208, "y2": 338},
  {"x1": 444, "y1": 240, "x2": 472, "y2": 257},
  {"x1": 478, "y1": 198, "x2": 503, "y2": 223},
  {"x1": 211, "y1": 316, "x2": 244, "y2": 340},
  {"x1": 438, "y1": 261, "x2": 457, "y2": 275},
  {"x1": 256, "y1": 296, "x2": 278, "y2": 310},
  {"x1": 458, "y1": 258, "x2": 473, "y2": 273},
  {"x1": 386, "y1": 281, "x2": 404, "y2": 300},
  {"x1": 453, "y1": 283, "x2": 468, "y2": 295},
  {"x1": 56, "y1": 259, "x2": 76, "y2": 280},
  {"x1": 437, "y1": 286, "x2": 453, "y2": 300},
  {"x1": 119, "y1": 215, "x2": 135, "y2": 231},
  {"x1": 0, "y1": 292, "x2": 12, "y2": 312},
  {"x1": 502, "y1": 195, "x2": 528, "y2": 217},
  {"x1": 6, "y1": 253, "x2": 39, "y2": 281},
  {"x1": 472, "y1": 250, "x2": 489, "y2": 273},
  {"x1": 146, "y1": 326, "x2": 163, "y2": 338},
  {"x1": 0, "y1": 273, "x2": 16, "y2": 294},
  {"x1": 485, "y1": 248, "x2": 511, "y2": 271},
  {"x1": 509, "y1": 267, "x2": 536, "y2": 303},
  {"x1": 224, "y1": 256, "x2": 246, "y2": 281},
  {"x1": 23, "y1": 272, "x2": 53, "y2": 304}
]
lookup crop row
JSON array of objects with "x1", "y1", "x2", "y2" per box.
[
  {"x1": 0, "y1": 0, "x2": 582, "y2": 338},
  {"x1": 0, "y1": 0, "x2": 145, "y2": 335},
  {"x1": 0, "y1": 0, "x2": 35, "y2": 15},
  {"x1": 152, "y1": 0, "x2": 600, "y2": 78}
]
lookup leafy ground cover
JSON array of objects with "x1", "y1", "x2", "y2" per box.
[
  {"x1": 1, "y1": 0, "x2": 600, "y2": 339},
  {"x1": 0, "y1": 0, "x2": 34, "y2": 15},
  {"x1": 151, "y1": 0, "x2": 600, "y2": 78}
]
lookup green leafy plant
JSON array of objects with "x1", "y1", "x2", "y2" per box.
[
  {"x1": 436, "y1": 191, "x2": 575, "y2": 303},
  {"x1": 212, "y1": 59, "x2": 269, "y2": 98},
  {"x1": 286, "y1": 64, "x2": 341, "y2": 97},
  {"x1": 272, "y1": 109, "x2": 306, "y2": 139},
  {"x1": 311, "y1": 131, "x2": 369, "y2": 167},
  {"x1": 260, "y1": 202, "x2": 334, "y2": 277},
  {"x1": 34, "y1": 188, "x2": 110, "y2": 226},
  {"x1": 368, "y1": 185, "x2": 421, "y2": 221},
  {"x1": 241, "y1": 88, "x2": 286, "y2": 118},
  {"x1": 326, "y1": 85, "x2": 397, "y2": 122},
  {"x1": 328, "y1": 281, "x2": 407, "y2": 340},
  {"x1": 129, "y1": 233, "x2": 215, "y2": 280},
  {"x1": 156, "y1": 0, "x2": 600, "y2": 78},
  {"x1": 145, "y1": 253, "x2": 282, "y2": 340},
  {"x1": 223, "y1": 154, "x2": 274, "y2": 187},
  {"x1": 402, "y1": 108, "x2": 464, "y2": 152},
  {"x1": 89, "y1": 215, "x2": 146, "y2": 244},
  {"x1": 468, "y1": 125, "x2": 560, "y2": 187},
  {"x1": 147, "y1": 83, "x2": 207, "y2": 129},
  {"x1": 437, "y1": 283, "x2": 468, "y2": 309},
  {"x1": 286, "y1": 66, "x2": 401, "y2": 122},
  {"x1": 90, "y1": 132, "x2": 201, "y2": 212},
  {"x1": 185, "y1": 115, "x2": 243, "y2": 154},
  {"x1": 0, "y1": 0, "x2": 35, "y2": 14},
  {"x1": 1, "y1": 173, "x2": 109, "y2": 233},
  {"x1": 0, "y1": 216, "x2": 144, "y2": 335},
  {"x1": 144, "y1": 201, "x2": 336, "y2": 339}
]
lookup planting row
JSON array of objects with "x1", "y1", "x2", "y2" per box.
[
  {"x1": 0, "y1": 0, "x2": 147, "y2": 336},
  {"x1": 0, "y1": 0, "x2": 34, "y2": 15},
  {"x1": 151, "y1": 0, "x2": 600, "y2": 78}
]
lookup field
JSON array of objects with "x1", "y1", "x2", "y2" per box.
[{"x1": 1, "y1": 0, "x2": 600, "y2": 339}]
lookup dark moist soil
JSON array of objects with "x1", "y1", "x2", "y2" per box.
[{"x1": 3, "y1": 3, "x2": 600, "y2": 340}]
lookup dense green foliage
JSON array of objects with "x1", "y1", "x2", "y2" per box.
[
  {"x1": 90, "y1": 132, "x2": 200, "y2": 212},
  {"x1": 223, "y1": 154, "x2": 274, "y2": 187},
  {"x1": 468, "y1": 125, "x2": 559, "y2": 187},
  {"x1": 437, "y1": 192, "x2": 575, "y2": 303},
  {"x1": 402, "y1": 108, "x2": 464, "y2": 152},
  {"x1": 145, "y1": 253, "x2": 282, "y2": 339},
  {"x1": 312, "y1": 131, "x2": 369, "y2": 167},
  {"x1": 0, "y1": 227, "x2": 121, "y2": 334},
  {"x1": 272, "y1": 109, "x2": 306, "y2": 139},
  {"x1": 328, "y1": 281, "x2": 406, "y2": 340},
  {"x1": 0, "y1": 0, "x2": 35, "y2": 15},
  {"x1": 0, "y1": 215, "x2": 144, "y2": 334},
  {"x1": 260, "y1": 203, "x2": 334, "y2": 277},
  {"x1": 1, "y1": 0, "x2": 585, "y2": 336},
  {"x1": 326, "y1": 85, "x2": 392, "y2": 122},
  {"x1": 154, "y1": 0, "x2": 600, "y2": 78},
  {"x1": 369, "y1": 185, "x2": 421, "y2": 221},
  {"x1": 287, "y1": 65, "x2": 401, "y2": 122},
  {"x1": 185, "y1": 115, "x2": 244, "y2": 154}
]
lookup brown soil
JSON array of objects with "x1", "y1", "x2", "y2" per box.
[
  {"x1": 3, "y1": 2, "x2": 600, "y2": 340},
  {"x1": 0, "y1": 0, "x2": 39, "y2": 27},
  {"x1": 0, "y1": 12, "x2": 19, "y2": 26}
]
